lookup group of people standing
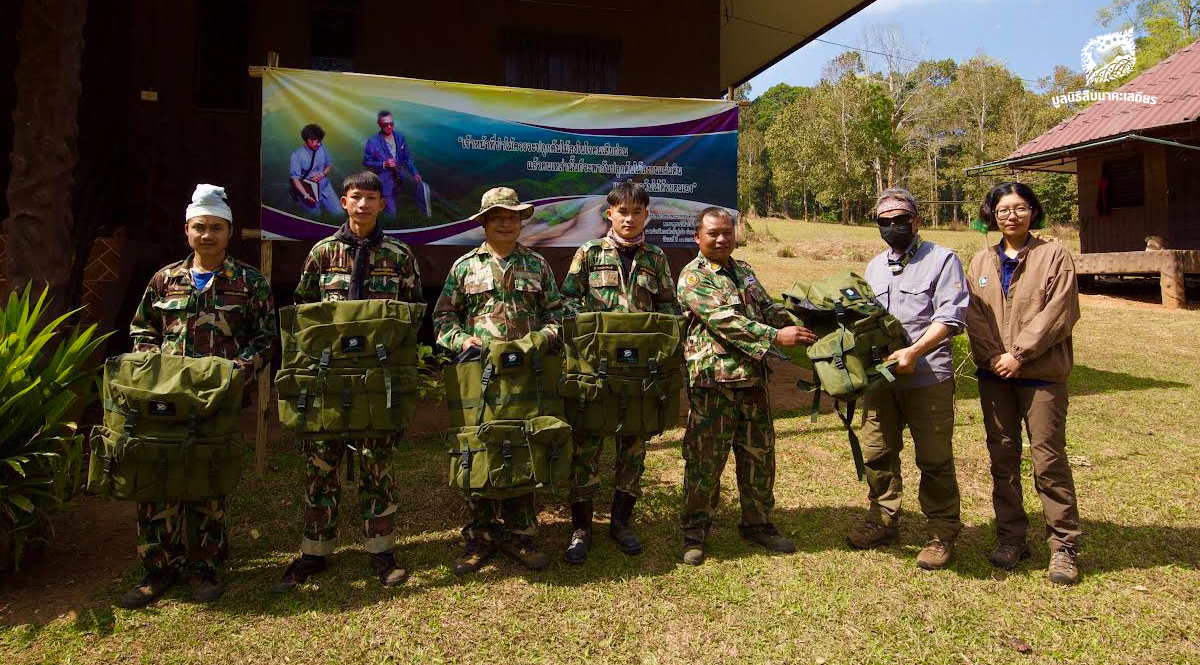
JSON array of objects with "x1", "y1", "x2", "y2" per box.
[{"x1": 117, "y1": 172, "x2": 1083, "y2": 609}]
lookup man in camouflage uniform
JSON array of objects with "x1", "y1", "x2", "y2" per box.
[
  {"x1": 559, "y1": 181, "x2": 679, "y2": 565},
  {"x1": 676, "y1": 207, "x2": 816, "y2": 565},
  {"x1": 434, "y1": 186, "x2": 564, "y2": 574},
  {"x1": 120, "y1": 184, "x2": 276, "y2": 608},
  {"x1": 271, "y1": 171, "x2": 422, "y2": 592}
]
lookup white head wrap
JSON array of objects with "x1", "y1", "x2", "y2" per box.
[{"x1": 186, "y1": 184, "x2": 233, "y2": 223}]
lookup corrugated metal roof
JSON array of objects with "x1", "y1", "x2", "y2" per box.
[{"x1": 1007, "y1": 38, "x2": 1200, "y2": 161}]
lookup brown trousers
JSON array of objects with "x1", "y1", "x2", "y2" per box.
[
  {"x1": 861, "y1": 378, "x2": 962, "y2": 540},
  {"x1": 979, "y1": 379, "x2": 1080, "y2": 552}
]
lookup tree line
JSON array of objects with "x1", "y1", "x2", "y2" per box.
[{"x1": 737, "y1": 1, "x2": 1198, "y2": 228}]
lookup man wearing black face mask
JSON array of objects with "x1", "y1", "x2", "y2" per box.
[{"x1": 847, "y1": 188, "x2": 969, "y2": 571}]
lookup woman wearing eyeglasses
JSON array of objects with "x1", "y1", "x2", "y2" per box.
[{"x1": 966, "y1": 182, "x2": 1082, "y2": 585}]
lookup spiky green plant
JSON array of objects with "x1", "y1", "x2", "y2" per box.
[{"x1": 0, "y1": 284, "x2": 111, "y2": 570}]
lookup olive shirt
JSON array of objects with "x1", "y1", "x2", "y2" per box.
[
  {"x1": 433, "y1": 242, "x2": 564, "y2": 352},
  {"x1": 560, "y1": 237, "x2": 679, "y2": 316},
  {"x1": 130, "y1": 254, "x2": 276, "y2": 377}
]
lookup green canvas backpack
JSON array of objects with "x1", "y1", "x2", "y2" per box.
[
  {"x1": 275, "y1": 299, "x2": 425, "y2": 440},
  {"x1": 782, "y1": 272, "x2": 909, "y2": 480},
  {"x1": 443, "y1": 331, "x2": 572, "y2": 499},
  {"x1": 87, "y1": 352, "x2": 245, "y2": 501},
  {"x1": 559, "y1": 312, "x2": 684, "y2": 437}
]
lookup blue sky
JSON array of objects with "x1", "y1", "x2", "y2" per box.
[{"x1": 747, "y1": 0, "x2": 1121, "y2": 94}]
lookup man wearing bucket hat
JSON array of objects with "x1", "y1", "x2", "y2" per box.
[
  {"x1": 121, "y1": 184, "x2": 276, "y2": 607},
  {"x1": 433, "y1": 186, "x2": 565, "y2": 574},
  {"x1": 847, "y1": 187, "x2": 969, "y2": 570}
]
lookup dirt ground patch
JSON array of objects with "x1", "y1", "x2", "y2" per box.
[{"x1": 0, "y1": 495, "x2": 135, "y2": 626}]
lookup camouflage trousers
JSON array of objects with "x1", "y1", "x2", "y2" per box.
[
  {"x1": 464, "y1": 493, "x2": 538, "y2": 543},
  {"x1": 681, "y1": 384, "x2": 776, "y2": 542},
  {"x1": 569, "y1": 432, "x2": 647, "y2": 503},
  {"x1": 136, "y1": 499, "x2": 228, "y2": 573},
  {"x1": 301, "y1": 437, "x2": 398, "y2": 556}
]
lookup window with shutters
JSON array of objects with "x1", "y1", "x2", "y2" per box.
[
  {"x1": 1103, "y1": 155, "x2": 1145, "y2": 208},
  {"x1": 504, "y1": 32, "x2": 620, "y2": 94}
]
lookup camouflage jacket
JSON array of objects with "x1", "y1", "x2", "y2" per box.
[
  {"x1": 294, "y1": 232, "x2": 423, "y2": 304},
  {"x1": 129, "y1": 254, "x2": 277, "y2": 377},
  {"x1": 676, "y1": 252, "x2": 791, "y2": 388},
  {"x1": 560, "y1": 237, "x2": 680, "y2": 315},
  {"x1": 434, "y1": 242, "x2": 564, "y2": 352}
]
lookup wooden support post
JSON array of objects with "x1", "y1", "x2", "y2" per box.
[
  {"x1": 1161, "y1": 250, "x2": 1187, "y2": 309},
  {"x1": 255, "y1": 234, "x2": 273, "y2": 475}
]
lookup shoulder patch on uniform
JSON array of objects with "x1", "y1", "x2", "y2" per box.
[
  {"x1": 979, "y1": 276, "x2": 989, "y2": 287},
  {"x1": 685, "y1": 273, "x2": 698, "y2": 287}
]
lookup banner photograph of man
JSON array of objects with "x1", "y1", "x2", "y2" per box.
[{"x1": 362, "y1": 110, "x2": 429, "y2": 219}]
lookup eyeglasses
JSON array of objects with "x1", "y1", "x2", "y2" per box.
[
  {"x1": 876, "y1": 214, "x2": 913, "y2": 227},
  {"x1": 994, "y1": 205, "x2": 1031, "y2": 219}
]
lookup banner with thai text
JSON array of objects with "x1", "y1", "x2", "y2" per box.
[{"x1": 260, "y1": 68, "x2": 737, "y2": 246}]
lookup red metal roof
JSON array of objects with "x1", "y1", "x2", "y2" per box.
[{"x1": 1008, "y1": 38, "x2": 1200, "y2": 160}]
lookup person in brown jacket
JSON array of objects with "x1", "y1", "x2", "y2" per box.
[{"x1": 966, "y1": 182, "x2": 1083, "y2": 585}]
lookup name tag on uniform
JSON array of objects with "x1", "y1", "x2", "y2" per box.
[
  {"x1": 166, "y1": 288, "x2": 190, "y2": 297},
  {"x1": 370, "y1": 267, "x2": 397, "y2": 277},
  {"x1": 592, "y1": 264, "x2": 617, "y2": 271},
  {"x1": 326, "y1": 266, "x2": 351, "y2": 275}
]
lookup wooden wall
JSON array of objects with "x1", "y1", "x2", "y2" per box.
[
  {"x1": 1167, "y1": 145, "x2": 1200, "y2": 250},
  {"x1": 1077, "y1": 141, "x2": 1169, "y2": 253}
]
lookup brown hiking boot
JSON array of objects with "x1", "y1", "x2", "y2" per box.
[
  {"x1": 453, "y1": 538, "x2": 498, "y2": 576},
  {"x1": 500, "y1": 536, "x2": 549, "y2": 571},
  {"x1": 369, "y1": 552, "x2": 410, "y2": 587},
  {"x1": 989, "y1": 542, "x2": 1031, "y2": 570},
  {"x1": 1048, "y1": 549, "x2": 1080, "y2": 585},
  {"x1": 187, "y1": 566, "x2": 226, "y2": 603},
  {"x1": 118, "y1": 568, "x2": 178, "y2": 609},
  {"x1": 740, "y1": 524, "x2": 796, "y2": 553},
  {"x1": 846, "y1": 521, "x2": 899, "y2": 550},
  {"x1": 269, "y1": 554, "x2": 327, "y2": 593},
  {"x1": 916, "y1": 536, "x2": 954, "y2": 570},
  {"x1": 681, "y1": 538, "x2": 705, "y2": 566}
]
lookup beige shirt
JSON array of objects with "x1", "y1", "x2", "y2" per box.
[{"x1": 965, "y1": 236, "x2": 1080, "y2": 383}]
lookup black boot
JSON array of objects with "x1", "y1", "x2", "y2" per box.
[
  {"x1": 564, "y1": 500, "x2": 593, "y2": 565},
  {"x1": 609, "y1": 492, "x2": 643, "y2": 555}
]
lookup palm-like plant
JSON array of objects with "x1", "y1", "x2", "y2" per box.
[{"x1": 0, "y1": 284, "x2": 111, "y2": 570}]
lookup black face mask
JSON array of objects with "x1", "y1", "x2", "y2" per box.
[{"x1": 879, "y1": 223, "x2": 915, "y2": 251}]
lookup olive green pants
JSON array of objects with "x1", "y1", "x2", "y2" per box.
[{"x1": 860, "y1": 378, "x2": 962, "y2": 540}]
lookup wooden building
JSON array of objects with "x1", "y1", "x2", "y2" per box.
[
  {"x1": 970, "y1": 38, "x2": 1200, "y2": 307},
  {"x1": 1, "y1": 0, "x2": 879, "y2": 336}
]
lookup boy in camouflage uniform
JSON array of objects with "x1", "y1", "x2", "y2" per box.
[
  {"x1": 271, "y1": 171, "x2": 422, "y2": 592},
  {"x1": 120, "y1": 184, "x2": 276, "y2": 608},
  {"x1": 676, "y1": 207, "x2": 816, "y2": 566},
  {"x1": 559, "y1": 181, "x2": 679, "y2": 564},
  {"x1": 434, "y1": 187, "x2": 564, "y2": 574}
]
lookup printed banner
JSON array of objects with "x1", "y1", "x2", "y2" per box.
[{"x1": 260, "y1": 68, "x2": 737, "y2": 246}]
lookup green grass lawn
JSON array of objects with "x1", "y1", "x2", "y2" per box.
[{"x1": 3, "y1": 220, "x2": 1198, "y2": 664}]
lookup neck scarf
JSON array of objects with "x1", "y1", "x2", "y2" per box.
[
  {"x1": 606, "y1": 227, "x2": 644, "y2": 249},
  {"x1": 335, "y1": 221, "x2": 384, "y2": 300}
]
